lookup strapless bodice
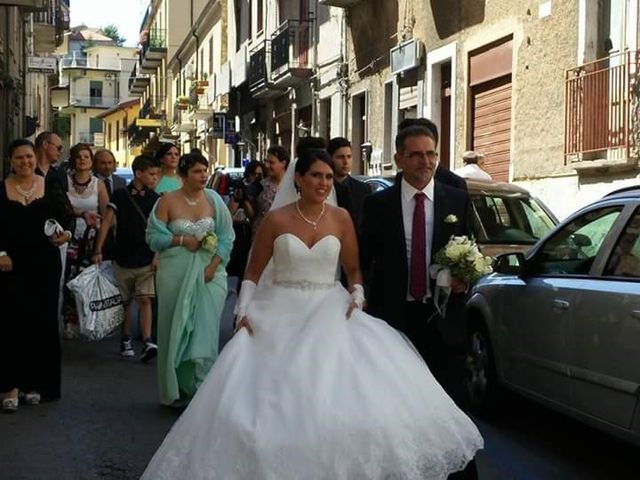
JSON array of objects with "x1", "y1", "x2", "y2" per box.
[
  {"x1": 168, "y1": 217, "x2": 215, "y2": 238},
  {"x1": 272, "y1": 233, "x2": 340, "y2": 289}
]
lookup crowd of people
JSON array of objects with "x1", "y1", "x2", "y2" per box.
[
  {"x1": 1, "y1": 119, "x2": 490, "y2": 478},
  {"x1": 0, "y1": 134, "x2": 236, "y2": 415}
]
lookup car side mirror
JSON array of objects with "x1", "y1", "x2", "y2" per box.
[{"x1": 494, "y1": 252, "x2": 527, "y2": 275}]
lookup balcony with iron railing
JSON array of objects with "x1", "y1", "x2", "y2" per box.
[
  {"x1": 249, "y1": 40, "x2": 285, "y2": 99},
  {"x1": 60, "y1": 54, "x2": 121, "y2": 72},
  {"x1": 68, "y1": 95, "x2": 118, "y2": 109},
  {"x1": 249, "y1": 40, "x2": 269, "y2": 92},
  {"x1": 140, "y1": 95, "x2": 166, "y2": 119},
  {"x1": 188, "y1": 80, "x2": 212, "y2": 121},
  {"x1": 171, "y1": 104, "x2": 194, "y2": 134},
  {"x1": 270, "y1": 19, "x2": 314, "y2": 87},
  {"x1": 565, "y1": 50, "x2": 640, "y2": 170},
  {"x1": 140, "y1": 28, "x2": 167, "y2": 72},
  {"x1": 10, "y1": 0, "x2": 48, "y2": 12},
  {"x1": 128, "y1": 64, "x2": 150, "y2": 96}
]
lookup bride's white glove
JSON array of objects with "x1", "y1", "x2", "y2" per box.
[
  {"x1": 346, "y1": 284, "x2": 365, "y2": 319},
  {"x1": 234, "y1": 280, "x2": 256, "y2": 335}
]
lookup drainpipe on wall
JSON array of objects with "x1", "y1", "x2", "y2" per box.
[
  {"x1": 21, "y1": 15, "x2": 28, "y2": 139},
  {"x1": 339, "y1": 8, "x2": 348, "y2": 137},
  {"x1": 310, "y1": 1, "x2": 319, "y2": 136},
  {"x1": 190, "y1": 0, "x2": 200, "y2": 79}
]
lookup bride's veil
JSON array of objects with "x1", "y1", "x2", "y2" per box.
[{"x1": 257, "y1": 155, "x2": 338, "y2": 287}]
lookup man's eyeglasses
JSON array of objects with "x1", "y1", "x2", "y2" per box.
[
  {"x1": 47, "y1": 141, "x2": 63, "y2": 152},
  {"x1": 403, "y1": 150, "x2": 438, "y2": 162}
]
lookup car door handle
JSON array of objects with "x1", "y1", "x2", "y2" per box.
[
  {"x1": 552, "y1": 299, "x2": 570, "y2": 310},
  {"x1": 632, "y1": 310, "x2": 640, "y2": 320}
]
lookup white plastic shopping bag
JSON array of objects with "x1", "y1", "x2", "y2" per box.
[{"x1": 66, "y1": 261, "x2": 124, "y2": 340}]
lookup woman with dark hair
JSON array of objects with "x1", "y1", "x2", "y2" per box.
[
  {"x1": 252, "y1": 145, "x2": 289, "y2": 237},
  {"x1": 142, "y1": 149, "x2": 483, "y2": 479},
  {"x1": 63, "y1": 143, "x2": 109, "y2": 338},
  {"x1": 0, "y1": 139, "x2": 74, "y2": 411},
  {"x1": 146, "y1": 153, "x2": 235, "y2": 406},
  {"x1": 154, "y1": 143, "x2": 182, "y2": 194},
  {"x1": 67, "y1": 143, "x2": 108, "y2": 239}
]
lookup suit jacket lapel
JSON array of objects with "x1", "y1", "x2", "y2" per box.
[
  {"x1": 390, "y1": 183, "x2": 408, "y2": 279},
  {"x1": 432, "y1": 181, "x2": 447, "y2": 259}
]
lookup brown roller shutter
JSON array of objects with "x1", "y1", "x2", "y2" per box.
[{"x1": 471, "y1": 75, "x2": 512, "y2": 182}]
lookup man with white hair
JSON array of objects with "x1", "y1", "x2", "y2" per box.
[{"x1": 454, "y1": 151, "x2": 492, "y2": 180}]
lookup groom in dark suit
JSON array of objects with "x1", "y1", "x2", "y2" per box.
[{"x1": 361, "y1": 125, "x2": 477, "y2": 478}]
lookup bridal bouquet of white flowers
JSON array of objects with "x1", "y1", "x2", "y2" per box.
[
  {"x1": 429, "y1": 236, "x2": 493, "y2": 317},
  {"x1": 433, "y1": 235, "x2": 494, "y2": 284},
  {"x1": 197, "y1": 231, "x2": 218, "y2": 254}
]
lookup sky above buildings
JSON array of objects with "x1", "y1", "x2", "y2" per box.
[{"x1": 70, "y1": 0, "x2": 147, "y2": 46}]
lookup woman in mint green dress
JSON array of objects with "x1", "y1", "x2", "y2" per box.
[
  {"x1": 154, "y1": 143, "x2": 182, "y2": 194},
  {"x1": 147, "y1": 152, "x2": 234, "y2": 406}
]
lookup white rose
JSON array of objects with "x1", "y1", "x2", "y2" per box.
[{"x1": 446, "y1": 244, "x2": 467, "y2": 261}]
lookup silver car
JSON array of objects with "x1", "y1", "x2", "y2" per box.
[{"x1": 466, "y1": 187, "x2": 640, "y2": 445}]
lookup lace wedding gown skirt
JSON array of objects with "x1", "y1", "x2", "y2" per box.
[{"x1": 142, "y1": 234, "x2": 483, "y2": 480}]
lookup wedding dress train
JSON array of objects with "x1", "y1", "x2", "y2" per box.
[{"x1": 141, "y1": 233, "x2": 483, "y2": 480}]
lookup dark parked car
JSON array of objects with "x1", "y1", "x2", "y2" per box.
[
  {"x1": 466, "y1": 187, "x2": 640, "y2": 445},
  {"x1": 355, "y1": 175, "x2": 558, "y2": 257}
]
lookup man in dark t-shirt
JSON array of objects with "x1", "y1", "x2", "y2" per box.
[{"x1": 92, "y1": 155, "x2": 161, "y2": 361}]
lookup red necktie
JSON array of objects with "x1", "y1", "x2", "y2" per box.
[{"x1": 410, "y1": 192, "x2": 427, "y2": 300}]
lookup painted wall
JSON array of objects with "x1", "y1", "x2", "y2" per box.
[{"x1": 101, "y1": 103, "x2": 142, "y2": 167}]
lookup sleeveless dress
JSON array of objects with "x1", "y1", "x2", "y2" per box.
[
  {"x1": 66, "y1": 175, "x2": 99, "y2": 239},
  {"x1": 155, "y1": 175, "x2": 182, "y2": 195},
  {"x1": 141, "y1": 233, "x2": 483, "y2": 479},
  {"x1": 146, "y1": 189, "x2": 235, "y2": 406}
]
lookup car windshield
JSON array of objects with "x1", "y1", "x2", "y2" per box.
[
  {"x1": 116, "y1": 168, "x2": 134, "y2": 184},
  {"x1": 471, "y1": 193, "x2": 556, "y2": 244}
]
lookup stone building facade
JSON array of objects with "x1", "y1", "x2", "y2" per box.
[{"x1": 341, "y1": 0, "x2": 639, "y2": 218}]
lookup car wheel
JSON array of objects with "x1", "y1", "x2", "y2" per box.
[{"x1": 465, "y1": 321, "x2": 501, "y2": 415}]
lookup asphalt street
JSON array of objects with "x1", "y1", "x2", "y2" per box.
[{"x1": 1, "y1": 285, "x2": 638, "y2": 479}]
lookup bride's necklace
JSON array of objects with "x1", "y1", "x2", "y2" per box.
[
  {"x1": 183, "y1": 191, "x2": 201, "y2": 207},
  {"x1": 15, "y1": 180, "x2": 36, "y2": 201},
  {"x1": 296, "y1": 200, "x2": 325, "y2": 230}
]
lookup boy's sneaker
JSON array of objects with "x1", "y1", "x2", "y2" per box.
[
  {"x1": 140, "y1": 340, "x2": 158, "y2": 363},
  {"x1": 120, "y1": 339, "x2": 135, "y2": 357},
  {"x1": 22, "y1": 392, "x2": 41, "y2": 405}
]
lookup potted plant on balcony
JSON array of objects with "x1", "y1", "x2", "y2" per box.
[
  {"x1": 176, "y1": 96, "x2": 189, "y2": 110},
  {"x1": 195, "y1": 74, "x2": 208, "y2": 94}
]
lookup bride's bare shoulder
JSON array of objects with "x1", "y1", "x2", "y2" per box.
[
  {"x1": 263, "y1": 204, "x2": 296, "y2": 225},
  {"x1": 267, "y1": 203, "x2": 296, "y2": 218},
  {"x1": 326, "y1": 203, "x2": 350, "y2": 221}
]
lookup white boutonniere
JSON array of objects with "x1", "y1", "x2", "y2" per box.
[{"x1": 444, "y1": 214, "x2": 459, "y2": 224}]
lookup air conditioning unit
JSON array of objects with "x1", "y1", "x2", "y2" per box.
[
  {"x1": 318, "y1": 0, "x2": 362, "y2": 7},
  {"x1": 390, "y1": 39, "x2": 424, "y2": 76}
]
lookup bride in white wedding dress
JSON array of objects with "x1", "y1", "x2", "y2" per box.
[{"x1": 141, "y1": 149, "x2": 483, "y2": 480}]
